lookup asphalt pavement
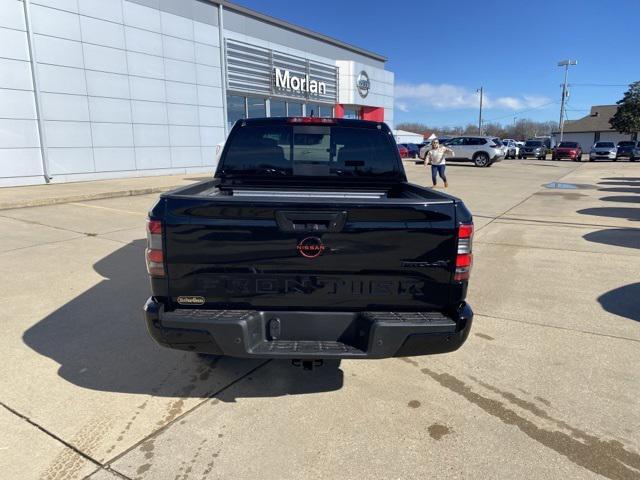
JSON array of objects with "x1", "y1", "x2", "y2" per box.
[{"x1": 0, "y1": 159, "x2": 638, "y2": 480}]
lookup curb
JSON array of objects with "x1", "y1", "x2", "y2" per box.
[{"x1": 0, "y1": 185, "x2": 183, "y2": 210}]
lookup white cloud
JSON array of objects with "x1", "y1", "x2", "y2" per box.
[
  {"x1": 395, "y1": 82, "x2": 551, "y2": 112},
  {"x1": 493, "y1": 97, "x2": 522, "y2": 109}
]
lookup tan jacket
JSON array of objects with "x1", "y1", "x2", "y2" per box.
[{"x1": 426, "y1": 145, "x2": 454, "y2": 165}]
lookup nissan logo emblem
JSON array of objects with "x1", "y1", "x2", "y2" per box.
[
  {"x1": 356, "y1": 71, "x2": 370, "y2": 98},
  {"x1": 296, "y1": 237, "x2": 325, "y2": 258}
]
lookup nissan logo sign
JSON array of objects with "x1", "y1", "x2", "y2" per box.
[
  {"x1": 356, "y1": 71, "x2": 370, "y2": 98},
  {"x1": 296, "y1": 237, "x2": 325, "y2": 258}
]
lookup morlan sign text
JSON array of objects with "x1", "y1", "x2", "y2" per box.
[{"x1": 274, "y1": 67, "x2": 326, "y2": 95}]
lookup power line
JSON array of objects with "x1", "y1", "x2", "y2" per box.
[
  {"x1": 569, "y1": 83, "x2": 629, "y2": 87},
  {"x1": 482, "y1": 101, "x2": 559, "y2": 123}
]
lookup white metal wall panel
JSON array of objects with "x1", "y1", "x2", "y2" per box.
[
  {"x1": 1, "y1": 0, "x2": 225, "y2": 185},
  {"x1": 225, "y1": 39, "x2": 338, "y2": 105},
  {"x1": 0, "y1": 1, "x2": 43, "y2": 183}
]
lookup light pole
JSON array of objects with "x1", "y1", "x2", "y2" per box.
[
  {"x1": 477, "y1": 87, "x2": 483, "y2": 135},
  {"x1": 557, "y1": 59, "x2": 577, "y2": 142}
]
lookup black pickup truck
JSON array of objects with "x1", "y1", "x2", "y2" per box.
[{"x1": 144, "y1": 117, "x2": 474, "y2": 360}]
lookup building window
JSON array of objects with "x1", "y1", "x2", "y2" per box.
[
  {"x1": 322, "y1": 106, "x2": 335, "y2": 118},
  {"x1": 270, "y1": 100, "x2": 286, "y2": 117},
  {"x1": 307, "y1": 104, "x2": 321, "y2": 117},
  {"x1": 315, "y1": 105, "x2": 334, "y2": 118},
  {"x1": 247, "y1": 97, "x2": 266, "y2": 118},
  {"x1": 227, "y1": 95, "x2": 246, "y2": 130},
  {"x1": 343, "y1": 106, "x2": 361, "y2": 119},
  {"x1": 288, "y1": 101, "x2": 303, "y2": 116}
]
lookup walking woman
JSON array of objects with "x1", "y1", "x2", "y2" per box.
[{"x1": 425, "y1": 139, "x2": 454, "y2": 187}]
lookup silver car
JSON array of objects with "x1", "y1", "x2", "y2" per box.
[
  {"x1": 417, "y1": 140, "x2": 433, "y2": 163},
  {"x1": 445, "y1": 136, "x2": 505, "y2": 167},
  {"x1": 589, "y1": 141, "x2": 617, "y2": 161},
  {"x1": 519, "y1": 140, "x2": 548, "y2": 159}
]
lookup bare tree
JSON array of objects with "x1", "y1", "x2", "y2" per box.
[{"x1": 397, "y1": 119, "x2": 558, "y2": 141}]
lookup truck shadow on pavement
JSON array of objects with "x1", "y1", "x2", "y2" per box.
[
  {"x1": 599, "y1": 195, "x2": 640, "y2": 204},
  {"x1": 598, "y1": 187, "x2": 640, "y2": 194},
  {"x1": 22, "y1": 239, "x2": 344, "y2": 400},
  {"x1": 577, "y1": 207, "x2": 640, "y2": 222},
  {"x1": 597, "y1": 283, "x2": 640, "y2": 322},
  {"x1": 583, "y1": 228, "x2": 640, "y2": 250}
]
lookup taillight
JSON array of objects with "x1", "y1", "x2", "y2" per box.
[
  {"x1": 455, "y1": 223, "x2": 474, "y2": 281},
  {"x1": 287, "y1": 117, "x2": 336, "y2": 124},
  {"x1": 146, "y1": 219, "x2": 164, "y2": 277}
]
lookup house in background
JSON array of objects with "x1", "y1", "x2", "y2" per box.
[
  {"x1": 552, "y1": 105, "x2": 637, "y2": 151},
  {"x1": 393, "y1": 129, "x2": 424, "y2": 144}
]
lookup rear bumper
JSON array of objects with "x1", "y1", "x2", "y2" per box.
[
  {"x1": 590, "y1": 152, "x2": 616, "y2": 159},
  {"x1": 143, "y1": 298, "x2": 473, "y2": 359}
]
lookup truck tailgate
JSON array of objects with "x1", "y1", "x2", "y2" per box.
[{"x1": 163, "y1": 198, "x2": 457, "y2": 311}]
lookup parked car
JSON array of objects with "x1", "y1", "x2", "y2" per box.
[
  {"x1": 502, "y1": 138, "x2": 517, "y2": 151},
  {"x1": 400, "y1": 143, "x2": 419, "y2": 158},
  {"x1": 537, "y1": 137, "x2": 552, "y2": 150},
  {"x1": 417, "y1": 141, "x2": 433, "y2": 163},
  {"x1": 445, "y1": 136, "x2": 505, "y2": 167},
  {"x1": 616, "y1": 141, "x2": 636, "y2": 160},
  {"x1": 631, "y1": 141, "x2": 640, "y2": 162},
  {"x1": 519, "y1": 140, "x2": 547, "y2": 159},
  {"x1": 589, "y1": 142, "x2": 617, "y2": 161},
  {"x1": 397, "y1": 144, "x2": 409, "y2": 158},
  {"x1": 502, "y1": 139, "x2": 519, "y2": 159},
  {"x1": 552, "y1": 141, "x2": 582, "y2": 162},
  {"x1": 144, "y1": 117, "x2": 475, "y2": 361}
]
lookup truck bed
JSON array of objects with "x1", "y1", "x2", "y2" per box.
[{"x1": 163, "y1": 179, "x2": 455, "y2": 204}]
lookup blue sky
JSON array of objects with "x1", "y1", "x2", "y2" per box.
[{"x1": 232, "y1": 0, "x2": 640, "y2": 127}]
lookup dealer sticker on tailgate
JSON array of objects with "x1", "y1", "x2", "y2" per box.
[{"x1": 177, "y1": 296, "x2": 205, "y2": 305}]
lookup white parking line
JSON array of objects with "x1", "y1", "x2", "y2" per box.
[{"x1": 68, "y1": 202, "x2": 145, "y2": 216}]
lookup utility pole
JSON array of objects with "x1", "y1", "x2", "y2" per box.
[
  {"x1": 477, "y1": 87, "x2": 483, "y2": 135},
  {"x1": 557, "y1": 59, "x2": 577, "y2": 142}
]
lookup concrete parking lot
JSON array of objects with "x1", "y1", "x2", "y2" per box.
[{"x1": 1, "y1": 159, "x2": 639, "y2": 479}]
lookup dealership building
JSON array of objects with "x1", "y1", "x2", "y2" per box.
[{"x1": 0, "y1": 0, "x2": 394, "y2": 186}]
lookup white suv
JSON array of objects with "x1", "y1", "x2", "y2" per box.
[
  {"x1": 446, "y1": 136, "x2": 505, "y2": 167},
  {"x1": 502, "y1": 139, "x2": 519, "y2": 159}
]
